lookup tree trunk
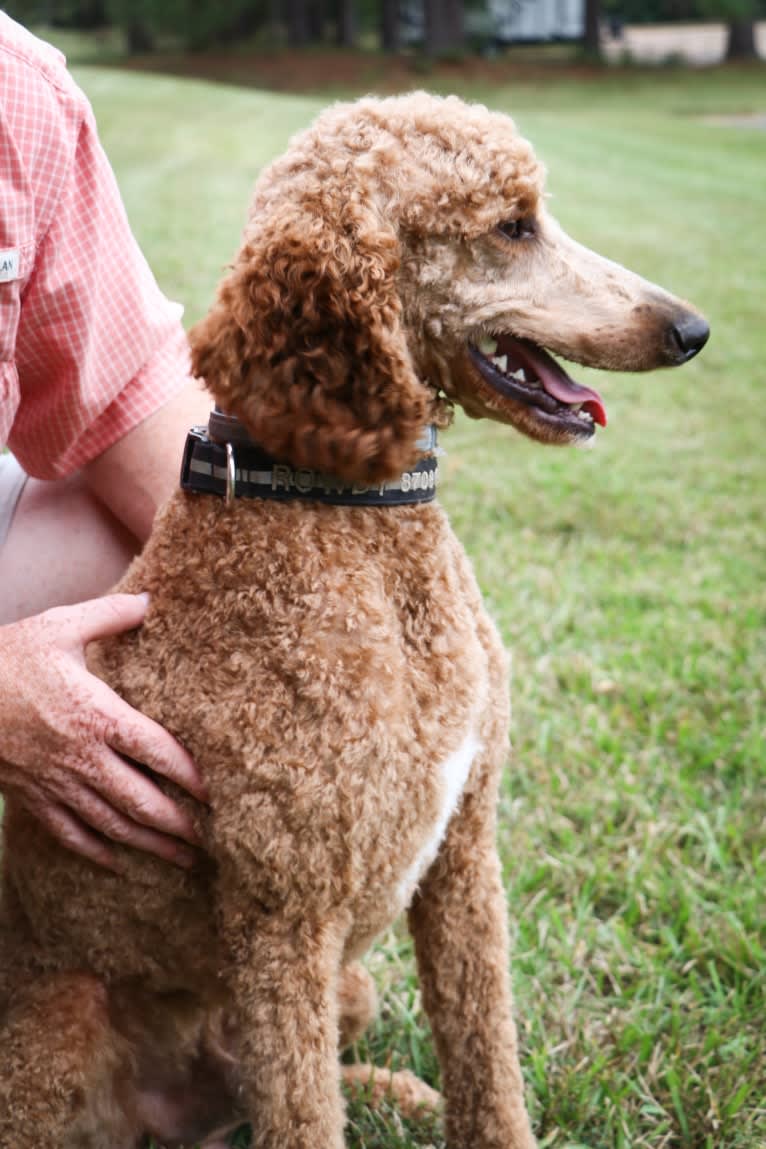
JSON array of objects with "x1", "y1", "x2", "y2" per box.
[
  {"x1": 286, "y1": 0, "x2": 310, "y2": 45},
  {"x1": 443, "y1": 0, "x2": 464, "y2": 51},
  {"x1": 126, "y1": 18, "x2": 154, "y2": 54},
  {"x1": 424, "y1": 0, "x2": 442, "y2": 56},
  {"x1": 70, "y1": 1, "x2": 109, "y2": 27},
  {"x1": 307, "y1": 0, "x2": 325, "y2": 42},
  {"x1": 424, "y1": 0, "x2": 464, "y2": 56},
  {"x1": 583, "y1": 0, "x2": 601, "y2": 57},
  {"x1": 726, "y1": 19, "x2": 757, "y2": 60},
  {"x1": 380, "y1": 0, "x2": 400, "y2": 52},
  {"x1": 335, "y1": 0, "x2": 357, "y2": 46},
  {"x1": 222, "y1": 3, "x2": 264, "y2": 42}
]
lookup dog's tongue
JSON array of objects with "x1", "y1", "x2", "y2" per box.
[
  {"x1": 542, "y1": 374, "x2": 607, "y2": 427},
  {"x1": 510, "y1": 338, "x2": 608, "y2": 427}
]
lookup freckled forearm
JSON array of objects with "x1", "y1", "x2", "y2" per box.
[{"x1": 84, "y1": 383, "x2": 212, "y2": 542}]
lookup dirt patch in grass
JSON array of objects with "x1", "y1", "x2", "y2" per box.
[
  {"x1": 119, "y1": 47, "x2": 610, "y2": 95},
  {"x1": 702, "y1": 111, "x2": 766, "y2": 128}
]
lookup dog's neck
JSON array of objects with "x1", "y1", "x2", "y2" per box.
[{"x1": 180, "y1": 410, "x2": 440, "y2": 508}]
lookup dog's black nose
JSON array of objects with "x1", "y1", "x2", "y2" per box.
[{"x1": 670, "y1": 314, "x2": 710, "y2": 361}]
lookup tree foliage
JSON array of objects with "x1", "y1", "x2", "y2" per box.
[
  {"x1": 607, "y1": 0, "x2": 765, "y2": 21},
  {"x1": 5, "y1": 0, "x2": 765, "y2": 55}
]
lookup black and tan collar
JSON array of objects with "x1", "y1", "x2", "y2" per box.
[{"x1": 180, "y1": 415, "x2": 439, "y2": 508}]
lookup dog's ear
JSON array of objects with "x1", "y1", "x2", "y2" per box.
[{"x1": 189, "y1": 198, "x2": 429, "y2": 484}]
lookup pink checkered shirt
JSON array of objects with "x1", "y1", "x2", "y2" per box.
[{"x1": 0, "y1": 15, "x2": 193, "y2": 479}]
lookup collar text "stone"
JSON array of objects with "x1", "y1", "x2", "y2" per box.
[{"x1": 270, "y1": 464, "x2": 437, "y2": 496}]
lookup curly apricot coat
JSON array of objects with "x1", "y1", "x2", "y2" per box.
[{"x1": 0, "y1": 91, "x2": 705, "y2": 1149}]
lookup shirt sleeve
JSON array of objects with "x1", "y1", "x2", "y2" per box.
[{"x1": 8, "y1": 93, "x2": 194, "y2": 480}]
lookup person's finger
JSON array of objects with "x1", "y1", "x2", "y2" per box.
[
  {"x1": 61, "y1": 592, "x2": 150, "y2": 647},
  {"x1": 85, "y1": 745, "x2": 204, "y2": 847},
  {"x1": 100, "y1": 690, "x2": 210, "y2": 804},
  {"x1": 74, "y1": 783, "x2": 199, "y2": 868},
  {"x1": 29, "y1": 798, "x2": 121, "y2": 873}
]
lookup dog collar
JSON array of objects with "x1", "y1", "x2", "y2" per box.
[{"x1": 180, "y1": 415, "x2": 439, "y2": 508}]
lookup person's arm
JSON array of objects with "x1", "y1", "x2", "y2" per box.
[
  {"x1": 0, "y1": 49, "x2": 213, "y2": 868},
  {"x1": 0, "y1": 380, "x2": 214, "y2": 870},
  {"x1": 8, "y1": 62, "x2": 206, "y2": 487},
  {"x1": 0, "y1": 381, "x2": 213, "y2": 869},
  {"x1": 83, "y1": 379, "x2": 212, "y2": 542}
]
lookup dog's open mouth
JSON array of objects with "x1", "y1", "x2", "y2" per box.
[{"x1": 468, "y1": 334, "x2": 607, "y2": 438}]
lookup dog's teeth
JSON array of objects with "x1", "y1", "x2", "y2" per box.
[
  {"x1": 491, "y1": 355, "x2": 508, "y2": 373},
  {"x1": 512, "y1": 368, "x2": 526, "y2": 382},
  {"x1": 478, "y1": 336, "x2": 498, "y2": 356}
]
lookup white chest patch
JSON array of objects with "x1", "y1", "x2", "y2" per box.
[{"x1": 397, "y1": 729, "x2": 481, "y2": 907}]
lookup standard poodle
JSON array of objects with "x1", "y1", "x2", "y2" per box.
[{"x1": 0, "y1": 92, "x2": 708, "y2": 1148}]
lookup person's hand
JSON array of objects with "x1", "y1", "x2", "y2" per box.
[{"x1": 0, "y1": 593, "x2": 209, "y2": 871}]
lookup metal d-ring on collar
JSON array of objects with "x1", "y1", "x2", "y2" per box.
[{"x1": 225, "y1": 441, "x2": 236, "y2": 506}]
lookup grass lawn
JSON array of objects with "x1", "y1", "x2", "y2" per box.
[{"x1": 63, "y1": 54, "x2": 766, "y2": 1149}]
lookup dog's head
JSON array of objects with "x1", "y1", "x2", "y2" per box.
[{"x1": 190, "y1": 92, "x2": 708, "y2": 481}]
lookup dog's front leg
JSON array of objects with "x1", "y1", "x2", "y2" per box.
[
  {"x1": 408, "y1": 787, "x2": 536, "y2": 1149},
  {"x1": 219, "y1": 899, "x2": 349, "y2": 1149}
]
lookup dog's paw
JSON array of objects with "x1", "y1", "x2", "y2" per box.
[{"x1": 342, "y1": 1063, "x2": 442, "y2": 1119}]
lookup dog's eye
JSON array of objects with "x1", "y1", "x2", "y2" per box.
[{"x1": 496, "y1": 217, "x2": 536, "y2": 241}]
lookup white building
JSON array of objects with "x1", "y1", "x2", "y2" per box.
[
  {"x1": 489, "y1": 0, "x2": 584, "y2": 43},
  {"x1": 399, "y1": 0, "x2": 585, "y2": 48}
]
